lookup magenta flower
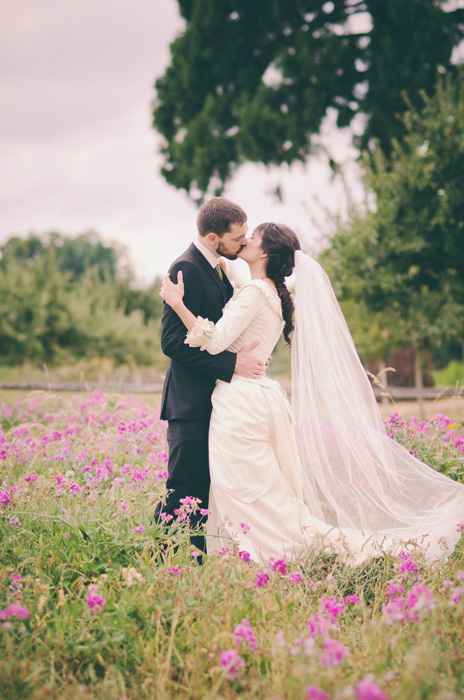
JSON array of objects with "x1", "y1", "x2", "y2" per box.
[
  {"x1": 233, "y1": 618, "x2": 258, "y2": 651},
  {"x1": 1, "y1": 603, "x2": 30, "y2": 620},
  {"x1": 318, "y1": 595, "x2": 345, "y2": 621},
  {"x1": 132, "y1": 525, "x2": 145, "y2": 533},
  {"x1": 238, "y1": 550, "x2": 250, "y2": 562},
  {"x1": 307, "y1": 614, "x2": 332, "y2": 639},
  {"x1": 85, "y1": 586, "x2": 106, "y2": 615},
  {"x1": 386, "y1": 583, "x2": 405, "y2": 599},
  {"x1": 240, "y1": 522, "x2": 250, "y2": 534},
  {"x1": 450, "y1": 587, "x2": 464, "y2": 605},
  {"x1": 403, "y1": 583, "x2": 435, "y2": 622},
  {"x1": 220, "y1": 648, "x2": 245, "y2": 680},
  {"x1": 168, "y1": 566, "x2": 181, "y2": 576},
  {"x1": 118, "y1": 502, "x2": 128, "y2": 511},
  {"x1": 287, "y1": 572, "x2": 303, "y2": 583},
  {"x1": 270, "y1": 558, "x2": 288, "y2": 575},
  {"x1": 320, "y1": 637, "x2": 350, "y2": 666},
  {"x1": 24, "y1": 473, "x2": 38, "y2": 483},
  {"x1": 355, "y1": 677, "x2": 390, "y2": 700},
  {"x1": 344, "y1": 594, "x2": 361, "y2": 605},
  {"x1": 199, "y1": 508, "x2": 211, "y2": 515},
  {"x1": 305, "y1": 686, "x2": 329, "y2": 700},
  {"x1": 255, "y1": 572, "x2": 269, "y2": 587},
  {"x1": 457, "y1": 521, "x2": 464, "y2": 533},
  {"x1": 381, "y1": 598, "x2": 405, "y2": 624}
]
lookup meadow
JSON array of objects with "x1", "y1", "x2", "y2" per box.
[{"x1": 1, "y1": 391, "x2": 464, "y2": 700}]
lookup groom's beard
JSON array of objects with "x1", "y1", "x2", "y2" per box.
[{"x1": 217, "y1": 242, "x2": 246, "y2": 260}]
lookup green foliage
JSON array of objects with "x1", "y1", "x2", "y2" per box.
[
  {"x1": 320, "y1": 71, "x2": 464, "y2": 364},
  {"x1": 432, "y1": 360, "x2": 464, "y2": 388},
  {"x1": 0, "y1": 232, "x2": 163, "y2": 367},
  {"x1": 153, "y1": 0, "x2": 464, "y2": 199}
]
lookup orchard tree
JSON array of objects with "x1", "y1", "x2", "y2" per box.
[{"x1": 153, "y1": 0, "x2": 464, "y2": 199}]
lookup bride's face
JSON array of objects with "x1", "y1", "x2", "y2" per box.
[{"x1": 238, "y1": 229, "x2": 264, "y2": 264}]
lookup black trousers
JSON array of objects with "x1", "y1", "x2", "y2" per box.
[{"x1": 154, "y1": 418, "x2": 210, "y2": 552}]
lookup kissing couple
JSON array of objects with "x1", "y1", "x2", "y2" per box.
[{"x1": 155, "y1": 197, "x2": 464, "y2": 566}]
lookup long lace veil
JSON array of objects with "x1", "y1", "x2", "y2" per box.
[{"x1": 291, "y1": 251, "x2": 464, "y2": 560}]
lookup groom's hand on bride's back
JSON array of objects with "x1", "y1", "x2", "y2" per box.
[{"x1": 235, "y1": 341, "x2": 265, "y2": 379}]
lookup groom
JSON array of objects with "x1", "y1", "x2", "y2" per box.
[{"x1": 155, "y1": 197, "x2": 265, "y2": 551}]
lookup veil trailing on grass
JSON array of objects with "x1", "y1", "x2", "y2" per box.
[{"x1": 291, "y1": 251, "x2": 464, "y2": 561}]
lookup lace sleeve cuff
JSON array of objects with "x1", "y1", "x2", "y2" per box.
[{"x1": 184, "y1": 316, "x2": 215, "y2": 350}]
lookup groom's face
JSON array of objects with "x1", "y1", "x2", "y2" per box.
[{"x1": 216, "y1": 222, "x2": 248, "y2": 260}]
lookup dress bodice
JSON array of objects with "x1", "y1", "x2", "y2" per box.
[{"x1": 185, "y1": 279, "x2": 284, "y2": 362}]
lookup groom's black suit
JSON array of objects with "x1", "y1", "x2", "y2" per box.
[{"x1": 155, "y1": 243, "x2": 236, "y2": 550}]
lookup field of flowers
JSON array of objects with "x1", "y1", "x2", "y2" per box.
[{"x1": 1, "y1": 391, "x2": 464, "y2": 700}]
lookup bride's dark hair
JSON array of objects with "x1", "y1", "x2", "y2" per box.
[{"x1": 255, "y1": 222, "x2": 301, "y2": 345}]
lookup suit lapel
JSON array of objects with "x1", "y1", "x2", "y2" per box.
[{"x1": 189, "y1": 243, "x2": 230, "y2": 305}]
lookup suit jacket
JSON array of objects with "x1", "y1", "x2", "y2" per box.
[{"x1": 160, "y1": 243, "x2": 236, "y2": 421}]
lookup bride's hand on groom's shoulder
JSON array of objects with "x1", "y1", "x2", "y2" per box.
[{"x1": 160, "y1": 270, "x2": 185, "y2": 309}]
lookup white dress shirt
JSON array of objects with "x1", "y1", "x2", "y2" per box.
[{"x1": 194, "y1": 238, "x2": 220, "y2": 269}]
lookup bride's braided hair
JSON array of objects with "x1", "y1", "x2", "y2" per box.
[{"x1": 255, "y1": 222, "x2": 301, "y2": 345}]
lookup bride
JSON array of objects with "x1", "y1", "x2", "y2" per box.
[{"x1": 160, "y1": 222, "x2": 464, "y2": 566}]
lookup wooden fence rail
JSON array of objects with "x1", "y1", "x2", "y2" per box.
[{"x1": 0, "y1": 381, "x2": 462, "y2": 401}]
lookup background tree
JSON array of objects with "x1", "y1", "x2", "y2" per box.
[
  {"x1": 153, "y1": 0, "x2": 464, "y2": 199},
  {"x1": 320, "y1": 72, "x2": 464, "y2": 386},
  {"x1": 0, "y1": 232, "x2": 165, "y2": 370}
]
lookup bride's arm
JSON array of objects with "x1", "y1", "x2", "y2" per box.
[
  {"x1": 160, "y1": 272, "x2": 261, "y2": 355},
  {"x1": 160, "y1": 271, "x2": 197, "y2": 331}
]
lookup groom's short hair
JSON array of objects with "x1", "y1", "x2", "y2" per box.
[{"x1": 197, "y1": 197, "x2": 247, "y2": 237}]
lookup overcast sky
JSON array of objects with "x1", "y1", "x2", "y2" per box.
[{"x1": 0, "y1": 0, "x2": 364, "y2": 284}]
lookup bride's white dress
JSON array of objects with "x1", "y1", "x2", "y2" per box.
[{"x1": 186, "y1": 278, "x2": 464, "y2": 566}]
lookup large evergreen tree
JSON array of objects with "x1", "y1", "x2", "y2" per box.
[{"x1": 153, "y1": 0, "x2": 464, "y2": 199}]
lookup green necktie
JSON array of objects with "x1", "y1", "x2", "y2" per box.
[{"x1": 215, "y1": 264, "x2": 224, "y2": 281}]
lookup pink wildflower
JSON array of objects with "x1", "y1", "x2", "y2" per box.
[
  {"x1": 199, "y1": 508, "x2": 211, "y2": 515},
  {"x1": 168, "y1": 566, "x2": 181, "y2": 576},
  {"x1": 307, "y1": 614, "x2": 332, "y2": 639},
  {"x1": 457, "y1": 521, "x2": 464, "y2": 533},
  {"x1": 132, "y1": 525, "x2": 145, "y2": 533},
  {"x1": 355, "y1": 676, "x2": 390, "y2": 700},
  {"x1": 24, "y1": 473, "x2": 38, "y2": 483},
  {"x1": 318, "y1": 595, "x2": 345, "y2": 621},
  {"x1": 386, "y1": 583, "x2": 405, "y2": 599},
  {"x1": 2, "y1": 603, "x2": 30, "y2": 619},
  {"x1": 218, "y1": 547, "x2": 230, "y2": 556},
  {"x1": 255, "y1": 572, "x2": 269, "y2": 587},
  {"x1": 238, "y1": 550, "x2": 251, "y2": 562},
  {"x1": 319, "y1": 637, "x2": 349, "y2": 667},
  {"x1": 270, "y1": 558, "x2": 288, "y2": 575},
  {"x1": 450, "y1": 587, "x2": 464, "y2": 605},
  {"x1": 403, "y1": 583, "x2": 435, "y2": 622},
  {"x1": 234, "y1": 618, "x2": 258, "y2": 651},
  {"x1": 85, "y1": 586, "x2": 106, "y2": 615},
  {"x1": 220, "y1": 648, "x2": 245, "y2": 680},
  {"x1": 118, "y1": 502, "x2": 128, "y2": 511},
  {"x1": 344, "y1": 594, "x2": 361, "y2": 605},
  {"x1": 305, "y1": 686, "x2": 329, "y2": 700},
  {"x1": 240, "y1": 522, "x2": 250, "y2": 534},
  {"x1": 287, "y1": 572, "x2": 303, "y2": 583}
]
